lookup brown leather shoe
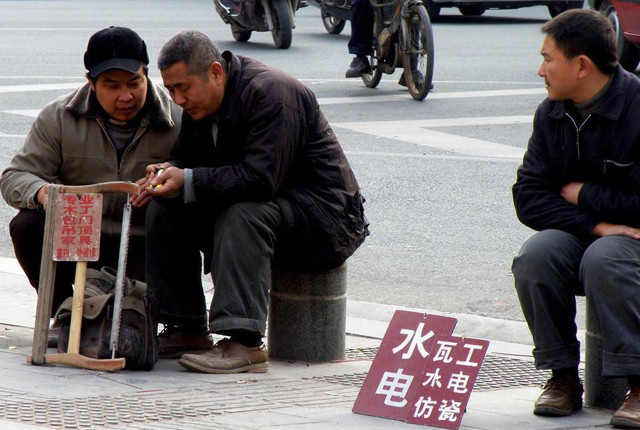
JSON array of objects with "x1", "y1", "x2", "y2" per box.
[
  {"x1": 533, "y1": 376, "x2": 583, "y2": 416},
  {"x1": 611, "y1": 387, "x2": 640, "y2": 428},
  {"x1": 178, "y1": 338, "x2": 268, "y2": 374},
  {"x1": 158, "y1": 326, "x2": 213, "y2": 359}
]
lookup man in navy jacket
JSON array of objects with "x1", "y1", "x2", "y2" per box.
[{"x1": 512, "y1": 9, "x2": 640, "y2": 427}]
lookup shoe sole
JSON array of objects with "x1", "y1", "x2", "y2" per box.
[
  {"x1": 159, "y1": 349, "x2": 212, "y2": 359},
  {"x1": 178, "y1": 358, "x2": 269, "y2": 374},
  {"x1": 611, "y1": 417, "x2": 640, "y2": 428},
  {"x1": 533, "y1": 401, "x2": 582, "y2": 417}
]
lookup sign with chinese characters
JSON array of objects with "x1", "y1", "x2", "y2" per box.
[
  {"x1": 407, "y1": 335, "x2": 489, "y2": 428},
  {"x1": 52, "y1": 193, "x2": 102, "y2": 262},
  {"x1": 352, "y1": 310, "x2": 489, "y2": 429}
]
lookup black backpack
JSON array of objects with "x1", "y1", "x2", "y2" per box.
[{"x1": 54, "y1": 267, "x2": 158, "y2": 371}]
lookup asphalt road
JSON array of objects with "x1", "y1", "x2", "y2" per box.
[{"x1": 0, "y1": 0, "x2": 596, "y2": 325}]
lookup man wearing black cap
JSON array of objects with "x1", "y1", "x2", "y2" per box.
[{"x1": 0, "y1": 26, "x2": 182, "y2": 346}]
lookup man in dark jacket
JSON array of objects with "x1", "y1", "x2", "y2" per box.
[
  {"x1": 512, "y1": 10, "x2": 640, "y2": 426},
  {"x1": 137, "y1": 30, "x2": 368, "y2": 373}
]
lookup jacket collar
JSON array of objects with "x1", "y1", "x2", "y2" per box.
[
  {"x1": 549, "y1": 65, "x2": 627, "y2": 121},
  {"x1": 65, "y1": 78, "x2": 176, "y2": 129},
  {"x1": 218, "y1": 51, "x2": 242, "y2": 121}
]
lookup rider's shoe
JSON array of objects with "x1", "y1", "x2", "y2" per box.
[
  {"x1": 398, "y1": 72, "x2": 434, "y2": 90},
  {"x1": 299, "y1": 0, "x2": 309, "y2": 7},
  {"x1": 346, "y1": 56, "x2": 371, "y2": 78}
]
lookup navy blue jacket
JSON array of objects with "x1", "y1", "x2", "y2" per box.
[{"x1": 513, "y1": 65, "x2": 640, "y2": 239}]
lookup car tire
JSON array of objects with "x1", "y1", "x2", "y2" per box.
[
  {"x1": 600, "y1": 0, "x2": 640, "y2": 71},
  {"x1": 424, "y1": 0, "x2": 441, "y2": 21},
  {"x1": 547, "y1": 0, "x2": 583, "y2": 17},
  {"x1": 458, "y1": 5, "x2": 485, "y2": 15}
]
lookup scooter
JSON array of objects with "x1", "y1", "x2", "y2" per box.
[
  {"x1": 306, "y1": 0, "x2": 350, "y2": 34},
  {"x1": 213, "y1": 0, "x2": 300, "y2": 49}
]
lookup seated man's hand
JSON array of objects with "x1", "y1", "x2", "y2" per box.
[
  {"x1": 36, "y1": 186, "x2": 48, "y2": 211},
  {"x1": 146, "y1": 166, "x2": 185, "y2": 197},
  {"x1": 131, "y1": 163, "x2": 174, "y2": 207},
  {"x1": 591, "y1": 222, "x2": 640, "y2": 239}
]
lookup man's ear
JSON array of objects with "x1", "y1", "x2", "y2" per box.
[
  {"x1": 87, "y1": 76, "x2": 96, "y2": 92},
  {"x1": 577, "y1": 55, "x2": 594, "y2": 79},
  {"x1": 209, "y1": 62, "x2": 225, "y2": 83}
]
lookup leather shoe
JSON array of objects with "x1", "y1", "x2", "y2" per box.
[
  {"x1": 178, "y1": 338, "x2": 268, "y2": 374},
  {"x1": 611, "y1": 387, "x2": 640, "y2": 428},
  {"x1": 158, "y1": 326, "x2": 213, "y2": 359},
  {"x1": 346, "y1": 56, "x2": 371, "y2": 78},
  {"x1": 533, "y1": 376, "x2": 583, "y2": 416}
]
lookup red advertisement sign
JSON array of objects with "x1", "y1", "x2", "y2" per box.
[
  {"x1": 352, "y1": 310, "x2": 457, "y2": 420},
  {"x1": 52, "y1": 193, "x2": 102, "y2": 262},
  {"x1": 407, "y1": 335, "x2": 489, "y2": 428},
  {"x1": 352, "y1": 310, "x2": 489, "y2": 429}
]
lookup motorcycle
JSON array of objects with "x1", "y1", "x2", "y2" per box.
[
  {"x1": 309, "y1": 0, "x2": 434, "y2": 100},
  {"x1": 212, "y1": 0, "x2": 300, "y2": 49},
  {"x1": 306, "y1": 0, "x2": 350, "y2": 34}
]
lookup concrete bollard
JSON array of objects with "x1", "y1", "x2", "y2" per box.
[
  {"x1": 267, "y1": 263, "x2": 347, "y2": 362},
  {"x1": 584, "y1": 299, "x2": 628, "y2": 409}
]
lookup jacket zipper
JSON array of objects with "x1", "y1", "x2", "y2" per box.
[{"x1": 565, "y1": 113, "x2": 591, "y2": 161}]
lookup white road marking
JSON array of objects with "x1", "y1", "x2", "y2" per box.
[
  {"x1": 3, "y1": 110, "x2": 41, "y2": 118},
  {"x1": 333, "y1": 116, "x2": 531, "y2": 159},
  {"x1": 0, "y1": 83, "x2": 82, "y2": 93}
]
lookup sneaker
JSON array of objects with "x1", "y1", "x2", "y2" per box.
[
  {"x1": 178, "y1": 338, "x2": 268, "y2": 374},
  {"x1": 611, "y1": 386, "x2": 640, "y2": 428},
  {"x1": 346, "y1": 56, "x2": 371, "y2": 78},
  {"x1": 158, "y1": 325, "x2": 213, "y2": 359},
  {"x1": 533, "y1": 376, "x2": 583, "y2": 417}
]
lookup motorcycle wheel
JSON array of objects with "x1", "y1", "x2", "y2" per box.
[
  {"x1": 361, "y1": 23, "x2": 383, "y2": 88},
  {"x1": 401, "y1": 3, "x2": 434, "y2": 101},
  {"x1": 321, "y1": 11, "x2": 346, "y2": 34},
  {"x1": 231, "y1": 27, "x2": 252, "y2": 42},
  {"x1": 271, "y1": 0, "x2": 293, "y2": 49}
]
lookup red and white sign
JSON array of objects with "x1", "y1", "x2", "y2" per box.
[
  {"x1": 407, "y1": 335, "x2": 489, "y2": 428},
  {"x1": 52, "y1": 193, "x2": 102, "y2": 262},
  {"x1": 352, "y1": 310, "x2": 489, "y2": 429}
]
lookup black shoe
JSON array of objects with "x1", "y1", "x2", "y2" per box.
[
  {"x1": 398, "y1": 72, "x2": 433, "y2": 90},
  {"x1": 346, "y1": 56, "x2": 371, "y2": 78},
  {"x1": 299, "y1": 0, "x2": 309, "y2": 7}
]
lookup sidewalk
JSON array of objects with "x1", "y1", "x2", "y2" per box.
[{"x1": 0, "y1": 257, "x2": 615, "y2": 429}]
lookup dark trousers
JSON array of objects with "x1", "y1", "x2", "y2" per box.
[
  {"x1": 145, "y1": 198, "x2": 282, "y2": 337},
  {"x1": 10, "y1": 209, "x2": 145, "y2": 316},
  {"x1": 512, "y1": 229, "x2": 640, "y2": 377},
  {"x1": 348, "y1": 0, "x2": 374, "y2": 57}
]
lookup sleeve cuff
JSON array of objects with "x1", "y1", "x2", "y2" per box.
[{"x1": 184, "y1": 168, "x2": 196, "y2": 203}]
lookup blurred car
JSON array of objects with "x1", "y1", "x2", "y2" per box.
[
  {"x1": 588, "y1": 0, "x2": 640, "y2": 71},
  {"x1": 424, "y1": 0, "x2": 583, "y2": 20}
]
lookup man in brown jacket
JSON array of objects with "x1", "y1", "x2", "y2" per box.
[{"x1": 138, "y1": 30, "x2": 368, "y2": 373}]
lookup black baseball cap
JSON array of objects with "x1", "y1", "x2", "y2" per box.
[{"x1": 84, "y1": 26, "x2": 149, "y2": 78}]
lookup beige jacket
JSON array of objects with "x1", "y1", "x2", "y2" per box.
[{"x1": 0, "y1": 80, "x2": 181, "y2": 237}]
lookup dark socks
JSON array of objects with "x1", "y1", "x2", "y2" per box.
[
  {"x1": 224, "y1": 329, "x2": 263, "y2": 347},
  {"x1": 552, "y1": 367, "x2": 580, "y2": 381}
]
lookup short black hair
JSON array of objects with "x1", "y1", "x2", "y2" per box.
[
  {"x1": 157, "y1": 30, "x2": 223, "y2": 81},
  {"x1": 541, "y1": 9, "x2": 617, "y2": 75}
]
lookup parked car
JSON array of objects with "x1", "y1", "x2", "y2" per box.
[
  {"x1": 424, "y1": 0, "x2": 582, "y2": 20},
  {"x1": 588, "y1": 0, "x2": 640, "y2": 71}
]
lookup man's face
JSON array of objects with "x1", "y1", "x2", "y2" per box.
[
  {"x1": 90, "y1": 67, "x2": 148, "y2": 122},
  {"x1": 161, "y1": 61, "x2": 224, "y2": 120},
  {"x1": 538, "y1": 35, "x2": 582, "y2": 102}
]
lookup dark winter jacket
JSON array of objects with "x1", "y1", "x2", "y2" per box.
[
  {"x1": 513, "y1": 65, "x2": 640, "y2": 240},
  {"x1": 170, "y1": 51, "x2": 368, "y2": 273}
]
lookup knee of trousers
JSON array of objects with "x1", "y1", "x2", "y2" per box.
[
  {"x1": 580, "y1": 236, "x2": 634, "y2": 293},
  {"x1": 9, "y1": 209, "x2": 44, "y2": 241}
]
